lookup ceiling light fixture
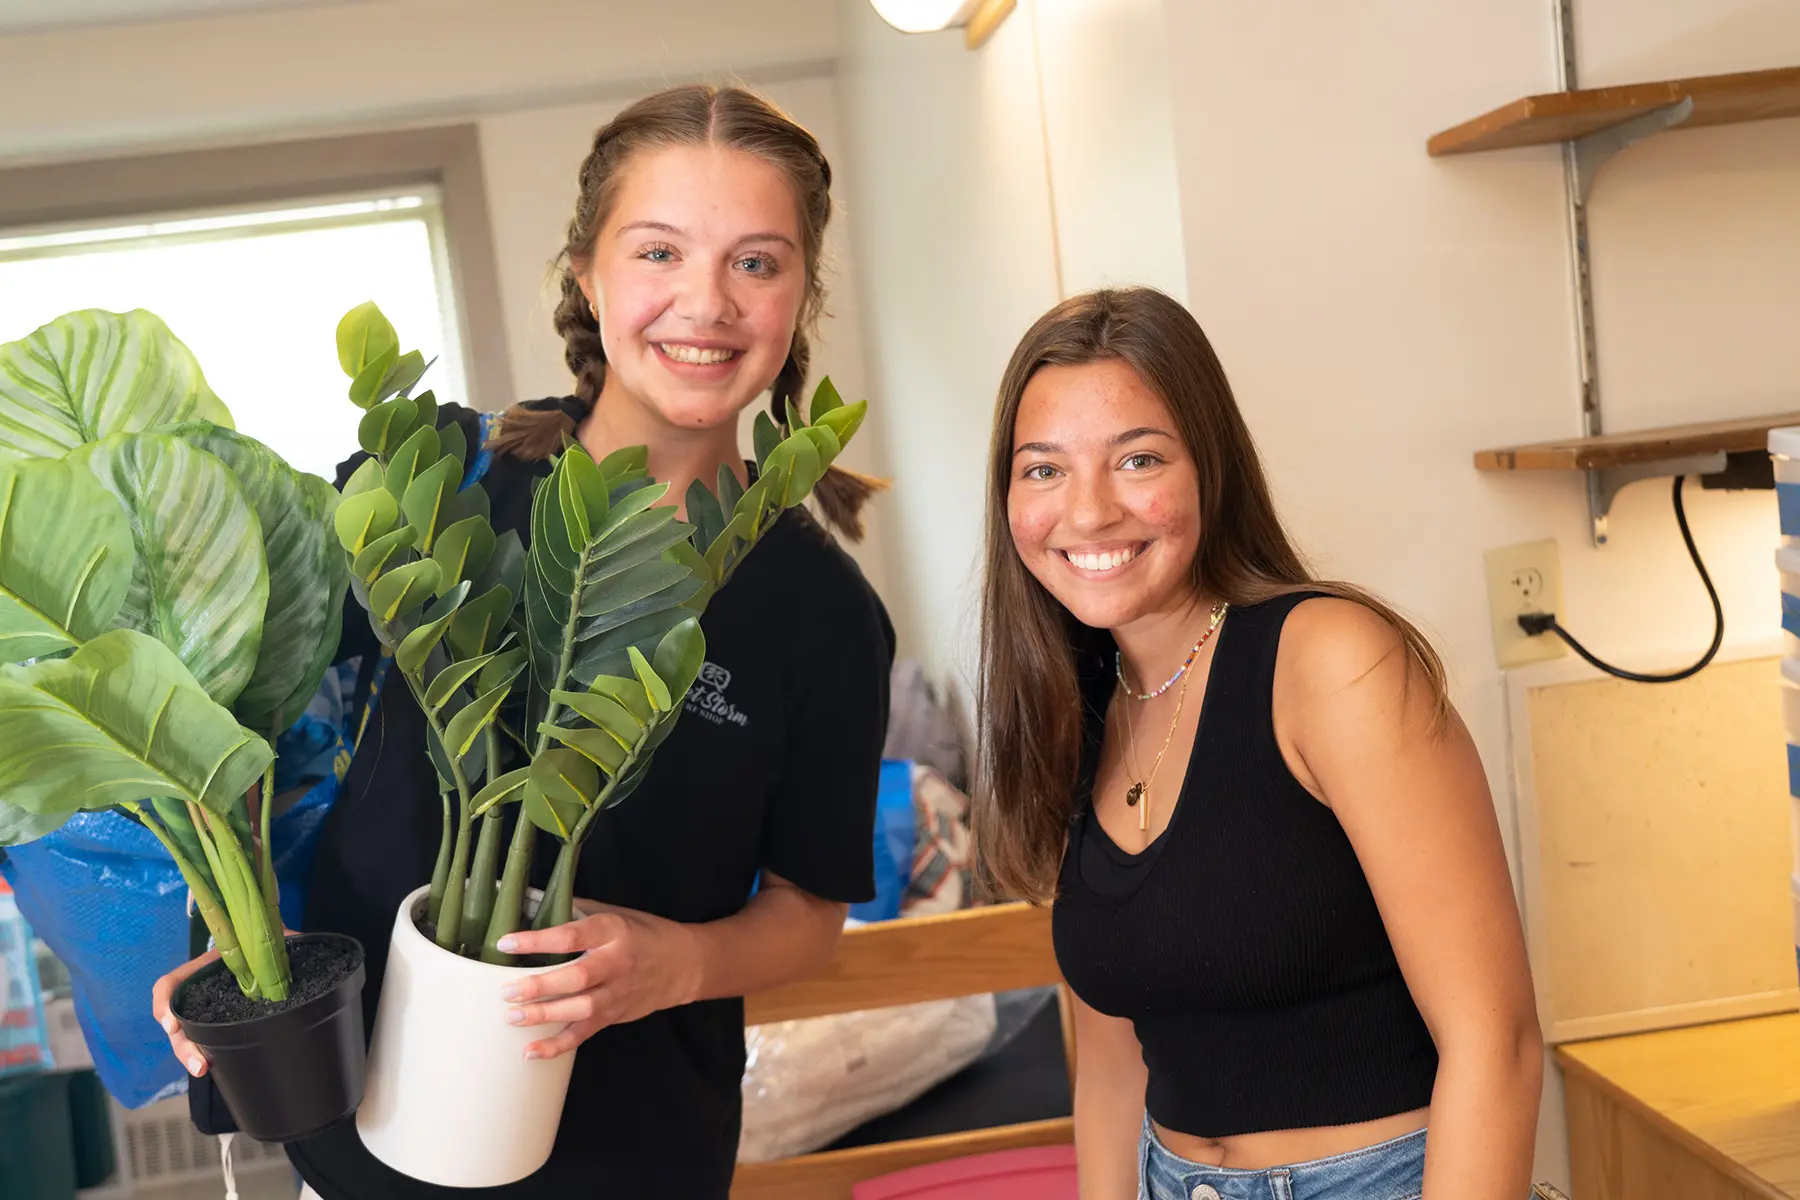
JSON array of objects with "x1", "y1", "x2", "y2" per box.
[{"x1": 869, "y1": 0, "x2": 1016, "y2": 48}]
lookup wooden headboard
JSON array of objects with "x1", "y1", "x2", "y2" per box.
[{"x1": 731, "y1": 902, "x2": 1073, "y2": 1200}]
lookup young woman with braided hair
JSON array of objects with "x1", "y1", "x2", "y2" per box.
[{"x1": 153, "y1": 85, "x2": 895, "y2": 1199}]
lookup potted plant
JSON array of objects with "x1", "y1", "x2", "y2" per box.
[
  {"x1": 0, "y1": 309, "x2": 363, "y2": 1142},
  {"x1": 328, "y1": 303, "x2": 867, "y2": 1187}
]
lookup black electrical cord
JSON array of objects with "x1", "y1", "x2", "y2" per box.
[{"x1": 1515, "y1": 475, "x2": 1724, "y2": 684}]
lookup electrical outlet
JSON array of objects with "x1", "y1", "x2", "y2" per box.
[{"x1": 1484, "y1": 539, "x2": 1566, "y2": 669}]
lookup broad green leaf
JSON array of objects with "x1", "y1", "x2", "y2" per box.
[
  {"x1": 527, "y1": 750, "x2": 598, "y2": 834},
  {"x1": 402, "y1": 455, "x2": 459, "y2": 554},
  {"x1": 598, "y1": 445, "x2": 648, "y2": 483},
  {"x1": 752, "y1": 411, "x2": 780, "y2": 468},
  {"x1": 0, "y1": 801, "x2": 67, "y2": 847},
  {"x1": 432, "y1": 515, "x2": 496, "y2": 592},
  {"x1": 473, "y1": 530, "x2": 524, "y2": 600},
  {"x1": 445, "y1": 478, "x2": 490, "y2": 527},
  {"x1": 448, "y1": 584, "x2": 514, "y2": 659},
  {"x1": 425, "y1": 647, "x2": 504, "y2": 713},
  {"x1": 784, "y1": 396, "x2": 805, "y2": 434},
  {"x1": 444, "y1": 677, "x2": 512, "y2": 758},
  {"x1": 581, "y1": 514, "x2": 694, "y2": 590},
  {"x1": 337, "y1": 302, "x2": 400, "y2": 377},
  {"x1": 395, "y1": 581, "x2": 468, "y2": 673},
  {"x1": 564, "y1": 446, "x2": 611, "y2": 532},
  {"x1": 538, "y1": 721, "x2": 627, "y2": 774},
  {"x1": 334, "y1": 488, "x2": 399, "y2": 556},
  {"x1": 816, "y1": 400, "x2": 867, "y2": 449},
  {"x1": 577, "y1": 558, "x2": 698, "y2": 619},
  {"x1": 376, "y1": 351, "x2": 429, "y2": 405},
  {"x1": 413, "y1": 391, "x2": 438, "y2": 437},
  {"x1": 800, "y1": 423, "x2": 842, "y2": 469},
  {"x1": 438, "y1": 419, "x2": 467, "y2": 474},
  {"x1": 670, "y1": 541, "x2": 716, "y2": 609},
  {"x1": 341, "y1": 456, "x2": 385, "y2": 500},
  {"x1": 79, "y1": 433, "x2": 268, "y2": 708},
  {"x1": 685, "y1": 479, "x2": 725, "y2": 556},
  {"x1": 809, "y1": 376, "x2": 845, "y2": 421},
  {"x1": 477, "y1": 647, "x2": 527, "y2": 695},
  {"x1": 594, "y1": 481, "x2": 671, "y2": 540},
  {"x1": 587, "y1": 673, "x2": 655, "y2": 723},
  {"x1": 568, "y1": 608, "x2": 689, "y2": 688},
  {"x1": 165, "y1": 423, "x2": 344, "y2": 738},
  {"x1": 558, "y1": 457, "x2": 591, "y2": 547},
  {"x1": 352, "y1": 525, "x2": 418, "y2": 583},
  {"x1": 471, "y1": 767, "x2": 530, "y2": 817},
  {"x1": 348, "y1": 347, "x2": 399, "y2": 409},
  {"x1": 716, "y1": 463, "x2": 745, "y2": 522},
  {"x1": 358, "y1": 397, "x2": 420, "y2": 457},
  {"x1": 550, "y1": 688, "x2": 643, "y2": 750},
  {"x1": 369, "y1": 559, "x2": 442, "y2": 624},
  {"x1": 384, "y1": 424, "x2": 440, "y2": 504},
  {"x1": 0, "y1": 629, "x2": 271, "y2": 818},
  {"x1": 629, "y1": 645, "x2": 671, "y2": 712},
  {"x1": 0, "y1": 310, "x2": 232, "y2": 460},
  {"x1": 652, "y1": 617, "x2": 706, "y2": 703},
  {"x1": 268, "y1": 472, "x2": 350, "y2": 733},
  {"x1": 0, "y1": 456, "x2": 133, "y2": 663},
  {"x1": 703, "y1": 511, "x2": 754, "y2": 580},
  {"x1": 530, "y1": 469, "x2": 579, "y2": 585},
  {"x1": 764, "y1": 433, "x2": 822, "y2": 508}
]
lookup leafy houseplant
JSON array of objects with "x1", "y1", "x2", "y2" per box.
[
  {"x1": 331, "y1": 303, "x2": 868, "y2": 1187},
  {"x1": 0, "y1": 310, "x2": 364, "y2": 1141}
]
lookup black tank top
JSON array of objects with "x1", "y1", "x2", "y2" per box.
[{"x1": 1051, "y1": 593, "x2": 1439, "y2": 1138}]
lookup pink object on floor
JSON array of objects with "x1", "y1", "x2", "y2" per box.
[{"x1": 851, "y1": 1145, "x2": 1078, "y2": 1199}]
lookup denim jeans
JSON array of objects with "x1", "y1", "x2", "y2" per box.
[{"x1": 1140, "y1": 1117, "x2": 1426, "y2": 1200}]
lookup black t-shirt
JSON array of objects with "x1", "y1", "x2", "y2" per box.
[{"x1": 277, "y1": 403, "x2": 892, "y2": 1198}]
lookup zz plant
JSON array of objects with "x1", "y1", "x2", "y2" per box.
[
  {"x1": 0, "y1": 309, "x2": 348, "y2": 1002},
  {"x1": 331, "y1": 303, "x2": 867, "y2": 963}
]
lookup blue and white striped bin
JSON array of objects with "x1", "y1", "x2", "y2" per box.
[{"x1": 1773, "y1": 427, "x2": 1800, "y2": 979}]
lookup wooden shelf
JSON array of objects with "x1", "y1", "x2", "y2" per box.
[
  {"x1": 1474, "y1": 411, "x2": 1800, "y2": 472},
  {"x1": 1429, "y1": 65, "x2": 1800, "y2": 157}
]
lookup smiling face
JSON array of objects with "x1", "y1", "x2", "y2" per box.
[
  {"x1": 1006, "y1": 358, "x2": 1204, "y2": 634},
  {"x1": 578, "y1": 144, "x2": 809, "y2": 433}
]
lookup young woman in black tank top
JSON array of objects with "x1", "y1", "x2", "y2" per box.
[{"x1": 974, "y1": 289, "x2": 1540, "y2": 1199}]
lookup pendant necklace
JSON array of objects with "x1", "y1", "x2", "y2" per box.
[
  {"x1": 1115, "y1": 603, "x2": 1227, "y2": 832},
  {"x1": 1118, "y1": 661, "x2": 1192, "y2": 832}
]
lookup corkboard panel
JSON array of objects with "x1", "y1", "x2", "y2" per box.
[{"x1": 1513, "y1": 652, "x2": 1799, "y2": 1044}]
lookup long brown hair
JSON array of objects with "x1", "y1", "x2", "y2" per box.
[
  {"x1": 490, "y1": 84, "x2": 882, "y2": 539},
  {"x1": 974, "y1": 287, "x2": 1449, "y2": 902}
]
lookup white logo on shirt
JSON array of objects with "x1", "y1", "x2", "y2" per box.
[{"x1": 686, "y1": 661, "x2": 748, "y2": 727}]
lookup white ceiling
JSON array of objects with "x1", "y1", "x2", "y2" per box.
[{"x1": 0, "y1": 0, "x2": 369, "y2": 36}]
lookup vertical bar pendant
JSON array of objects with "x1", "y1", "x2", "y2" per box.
[{"x1": 1138, "y1": 794, "x2": 1148, "y2": 832}]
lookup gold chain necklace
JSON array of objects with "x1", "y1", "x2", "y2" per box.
[{"x1": 1117, "y1": 659, "x2": 1194, "y2": 833}]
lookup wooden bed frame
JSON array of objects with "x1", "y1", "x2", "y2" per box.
[{"x1": 731, "y1": 902, "x2": 1074, "y2": 1200}]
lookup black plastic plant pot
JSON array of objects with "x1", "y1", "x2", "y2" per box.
[{"x1": 171, "y1": 932, "x2": 368, "y2": 1143}]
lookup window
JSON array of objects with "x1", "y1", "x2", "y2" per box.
[{"x1": 0, "y1": 187, "x2": 464, "y2": 480}]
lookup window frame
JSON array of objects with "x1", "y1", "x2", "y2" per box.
[{"x1": 0, "y1": 124, "x2": 512, "y2": 412}]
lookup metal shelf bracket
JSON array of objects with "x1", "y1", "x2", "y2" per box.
[{"x1": 1586, "y1": 452, "x2": 1726, "y2": 545}]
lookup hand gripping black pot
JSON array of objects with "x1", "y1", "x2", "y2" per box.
[{"x1": 171, "y1": 932, "x2": 368, "y2": 1143}]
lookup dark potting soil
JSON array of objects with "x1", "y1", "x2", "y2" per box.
[{"x1": 176, "y1": 939, "x2": 360, "y2": 1026}]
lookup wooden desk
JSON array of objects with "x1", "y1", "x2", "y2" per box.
[{"x1": 1557, "y1": 1013, "x2": 1800, "y2": 1199}]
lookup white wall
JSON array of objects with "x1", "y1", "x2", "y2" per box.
[
  {"x1": 836, "y1": 0, "x2": 1188, "y2": 678},
  {"x1": 1160, "y1": 0, "x2": 1800, "y2": 1188}
]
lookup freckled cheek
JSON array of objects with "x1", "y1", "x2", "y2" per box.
[{"x1": 1006, "y1": 494, "x2": 1058, "y2": 557}]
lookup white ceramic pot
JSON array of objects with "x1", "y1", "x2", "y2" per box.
[{"x1": 356, "y1": 885, "x2": 577, "y2": 1187}]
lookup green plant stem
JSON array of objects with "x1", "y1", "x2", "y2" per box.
[
  {"x1": 461, "y1": 728, "x2": 505, "y2": 937},
  {"x1": 427, "y1": 783, "x2": 453, "y2": 928},
  {"x1": 127, "y1": 802, "x2": 257, "y2": 998},
  {"x1": 481, "y1": 810, "x2": 536, "y2": 965},
  {"x1": 397, "y1": 665, "x2": 476, "y2": 953},
  {"x1": 534, "y1": 540, "x2": 603, "y2": 757},
  {"x1": 188, "y1": 800, "x2": 288, "y2": 1001},
  {"x1": 533, "y1": 792, "x2": 608, "y2": 931},
  {"x1": 255, "y1": 756, "x2": 278, "y2": 920}
]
